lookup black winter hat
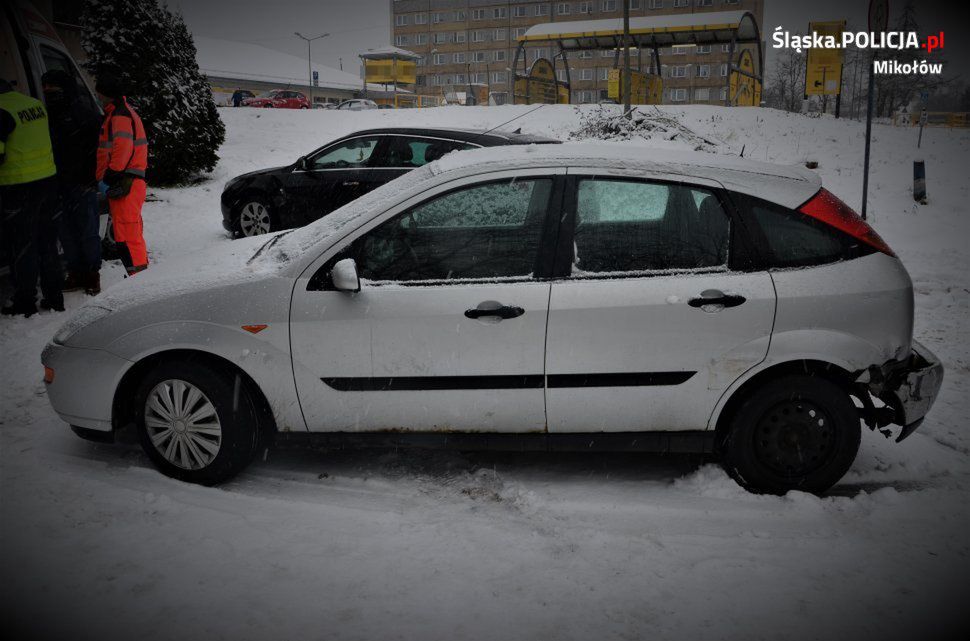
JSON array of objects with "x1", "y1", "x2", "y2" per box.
[{"x1": 94, "y1": 69, "x2": 125, "y2": 98}]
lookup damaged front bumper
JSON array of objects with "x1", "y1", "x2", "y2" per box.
[{"x1": 855, "y1": 339, "x2": 944, "y2": 442}]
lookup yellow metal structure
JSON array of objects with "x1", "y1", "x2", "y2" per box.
[
  {"x1": 513, "y1": 58, "x2": 569, "y2": 105},
  {"x1": 730, "y1": 49, "x2": 761, "y2": 106},
  {"x1": 365, "y1": 59, "x2": 416, "y2": 85},
  {"x1": 805, "y1": 20, "x2": 845, "y2": 97},
  {"x1": 607, "y1": 69, "x2": 662, "y2": 105}
]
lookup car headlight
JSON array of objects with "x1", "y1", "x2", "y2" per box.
[{"x1": 53, "y1": 305, "x2": 113, "y2": 345}]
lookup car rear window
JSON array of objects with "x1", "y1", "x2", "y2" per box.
[{"x1": 734, "y1": 193, "x2": 875, "y2": 269}]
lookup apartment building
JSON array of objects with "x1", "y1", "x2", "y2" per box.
[{"x1": 390, "y1": 0, "x2": 764, "y2": 105}]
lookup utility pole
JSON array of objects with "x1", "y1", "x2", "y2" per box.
[
  {"x1": 294, "y1": 32, "x2": 329, "y2": 106},
  {"x1": 623, "y1": 0, "x2": 631, "y2": 116}
]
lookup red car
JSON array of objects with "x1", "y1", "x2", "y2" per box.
[{"x1": 243, "y1": 90, "x2": 310, "y2": 109}]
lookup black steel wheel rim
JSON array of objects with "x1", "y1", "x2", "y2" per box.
[{"x1": 752, "y1": 399, "x2": 837, "y2": 477}]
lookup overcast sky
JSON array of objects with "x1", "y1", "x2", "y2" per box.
[{"x1": 174, "y1": 0, "x2": 965, "y2": 81}]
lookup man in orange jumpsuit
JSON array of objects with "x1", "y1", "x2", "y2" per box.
[{"x1": 95, "y1": 71, "x2": 148, "y2": 275}]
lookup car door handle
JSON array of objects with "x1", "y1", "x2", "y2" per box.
[
  {"x1": 464, "y1": 304, "x2": 525, "y2": 320},
  {"x1": 341, "y1": 181, "x2": 360, "y2": 187},
  {"x1": 688, "y1": 290, "x2": 746, "y2": 309}
]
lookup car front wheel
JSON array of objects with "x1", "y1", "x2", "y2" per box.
[
  {"x1": 720, "y1": 374, "x2": 861, "y2": 495},
  {"x1": 235, "y1": 199, "x2": 273, "y2": 237},
  {"x1": 134, "y1": 360, "x2": 261, "y2": 485}
]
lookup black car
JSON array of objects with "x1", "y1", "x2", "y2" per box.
[{"x1": 220, "y1": 127, "x2": 560, "y2": 237}]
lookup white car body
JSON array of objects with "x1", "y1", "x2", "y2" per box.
[
  {"x1": 334, "y1": 99, "x2": 379, "y2": 111},
  {"x1": 42, "y1": 143, "x2": 944, "y2": 492}
]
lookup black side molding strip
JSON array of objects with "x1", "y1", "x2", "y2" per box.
[
  {"x1": 548, "y1": 372, "x2": 695, "y2": 388},
  {"x1": 322, "y1": 371, "x2": 695, "y2": 391},
  {"x1": 323, "y1": 375, "x2": 545, "y2": 391}
]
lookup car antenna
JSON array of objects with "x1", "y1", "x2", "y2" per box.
[
  {"x1": 740, "y1": 144, "x2": 745, "y2": 158},
  {"x1": 466, "y1": 104, "x2": 547, "y2": 145}
]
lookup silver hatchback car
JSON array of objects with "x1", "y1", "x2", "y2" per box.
[{"x1": 42, "y1": 144, "x2": 943, "y2": 494}]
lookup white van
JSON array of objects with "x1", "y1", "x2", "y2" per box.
[{"x1": 1, "y1": 1, "x2": 112, "y2": 276}]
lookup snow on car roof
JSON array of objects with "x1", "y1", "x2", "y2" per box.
[{"x1": 258, "y1": 141, "x2": 821, "y2": 271}]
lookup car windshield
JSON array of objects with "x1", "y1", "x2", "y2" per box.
[{"x1": 257, "y1": 91, "x2": 282, "y2": 98}]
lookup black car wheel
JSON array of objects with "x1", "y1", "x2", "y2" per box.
[
  {"x1": 134, "y1": 360, "x2": 261, "y2": 485},
  {"x1": 235, "y1": 199, "x2": 274, "y2": 237},
  {"x1": 720, "y1": 375, "x2": 861, "y2": 495}
]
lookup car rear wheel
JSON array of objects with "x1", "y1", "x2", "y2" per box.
[
  {"x1": 134, "y1": 360, "x2": 261, "y2": 485},
  {"x1": 720, "y1": 375, "x2": 860, "y2": 495},
  {"x1": 236, "y1": 199, "x2": 273, "y2": 237}
]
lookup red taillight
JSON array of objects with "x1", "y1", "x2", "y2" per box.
[
  {"x1": 43, "y1": 367, "x2": 55, "y2": 384},
  {"x1": 798, "y1": 188, "x2": 895, "y2": 257}
]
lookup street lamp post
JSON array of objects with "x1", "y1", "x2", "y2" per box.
[{"x1": 294, "y1": 32, "x2": 329, "y2": 106}]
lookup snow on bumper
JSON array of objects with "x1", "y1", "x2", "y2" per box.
[{"x1": 41, "y1": 342, "x2": 131, "y2": 432}]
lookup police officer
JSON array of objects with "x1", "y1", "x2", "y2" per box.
[{"x1": 0, "y1": 79, "x2": 63, "y2": 317}]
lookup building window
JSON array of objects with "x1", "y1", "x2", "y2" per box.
[
  {"x1": 494, "y1": 50, "x2": 507, "y2": 62},
  {"x1": 472, "y1": 30, "x2": 485, "y2": 42},
  {"x1": 601, "y1": 0, "x2": 617, "y2": 10},
  {"x1": 580, "y1": 68, "x2": 593, "y2": 80},
  {"x1": 695, "y1": 87, "x2": 710, "y2": 101},
  {"x1": 630, "y1": 0, "x2": 641, "y2": 8},
  {"x1": 456, "y1": 73, "x2": 466, "y2": 84},
  {"x1": 394, "y1": 35, "x2": 408, "y2": 46},
  {"x1": 670, "y1": 88, "x2": 687, "y2": 101},
  {"x1": 697, "y1": 0, "x2": 713, "y2": 6},
  {"x1": 649, "y1": 0, "x2": 663, "y2": 9},
  {"x1": 472, "y1": 8, "x2": 485, "y2": 20},
  {"x1": 514, "y1": 27, "x2": 528, "y2": 38},
  {"x1": 720, "y1": 86, "x2": 728, "y2": 101},
  {"x1": 697, "y1": 64, "x2": 710, "y2": 77},
  {"x1": 395, "y1": 15, "x2": 408, "y2": 26},
  {"x1": 599, "y1": 67, "x2": 610, "y2": 80},
  {"x1": 673, "y1": 0, "x2": 688, "y2": 6},
  {"x1": 557, "y1": 70, "x2": 567, "y2": 81},
  {"x1": 725, "y1": 0, "x2": 740, "y2": 4},
  {"x1": 474, "y1": 72, "x2": 487, "y2": 83},
  {"x1": 536, "y1": 3, "x2": 550, "y2": 15},
  {"x1": 601, "y1": 50, "x2": 614, "y2": 58},
  {"x1": 494, "y1": 7, "x2": 508, "y2": 19},
  {"x1": 454, "y1": 52, "x2": 466, "y2": 63},
  {"x1": 433, "y1": 53, "x2": 447, "y2": 65},
  {"x1": 414, "y1": 13, "x2": 428, "y2": 25},
  {"x1": 433, "y1": 12, "x2": 444, "y2": 23},
  {"x1": 579, "y1": 1, "x2": 592, "y2": 13},
  {"x1": 455, "y1": 31, "x2": 466, "y2": 43},
  {"x1": 671, "y1": 45, "x2": 687, "y2": 55},
  {"x1": 456, "y1": 10, "x2": 466, "y2": 21},
  {"x1": 697, "y1": 45, "x2": 711, "y2": 54},
  {"x1": 578, "y1": 90, "x2": 595, "y2": 103},
  {"x1": 514, "y1": 5, "x2": 528, "y2": 17},
  {"x1": 720, "y1": 63, "x2": 728, "y2": 76},
  {"x1": 492, "y1": 71, "x2": 507, "y2": 83},
  {"x1": 579, "y1": 50, "x2": 593, "y2": 59},
  {"x1": 558, "y1": 3, "x2": 571, "y2": 15},
  {"x1": 721, "y1": 44, "x2": 731, "y2": 53},
  {"x1": 473, "y1": 51, "x2": 487, "y2": 63},
  {"x1": 494, "y1": 28, "x2": 506, "y2": 41},
  {"x1": 416, "y1": 33, "x2": 428, "y2": 45},
  {"x1": 671, "y1": 65, "x2": 688, "y2": 78},
  {"x1": 434, "y1": 32, "x2": 449, "y2": 44}
]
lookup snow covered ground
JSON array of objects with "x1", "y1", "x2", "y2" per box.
[{"x1": 2, "y1": 105, "x2": 969, "y2": 640}]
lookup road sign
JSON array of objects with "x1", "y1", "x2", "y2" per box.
[
  {"x1": 869, "y1": 0, "x2": 889, "y2": 33},
  {"x1": 805, "y1": 21, "x2": 845, "y2": 97}
]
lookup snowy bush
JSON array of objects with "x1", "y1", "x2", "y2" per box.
[
  {"x1": 571, "y1": 105, "x2": 720, "y2": 152},
  {"x1": 81, "y1": 0, "x2": 226, "y2": 186}
]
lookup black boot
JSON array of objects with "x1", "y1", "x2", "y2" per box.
[
  {"x1": 40, "y1": 298, "x2": 65, "y2": 312},
  {"x1": 1, "y1": 300, "x2": 38, "y2": 318},
  {"x1": 62, "y1": 272, "x2": 85, "y2": 292},
  {"x1": 84, "y1": 271, "x2": 101, "y2": 296}
]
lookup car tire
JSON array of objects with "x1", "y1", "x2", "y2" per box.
[
  {"x1": 720, "y1": 374, "x2": 861, "y2": 495},
  {"x1": 133, "y1": 360, "x2": 261, "y2": 485},
  {"x1": 233, "y1": 198, "x2": 274, "y2": 237}
]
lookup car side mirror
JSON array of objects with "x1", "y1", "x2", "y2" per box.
[{"x1": 331, "y1": 258, "x2": 361, "y2": 293}]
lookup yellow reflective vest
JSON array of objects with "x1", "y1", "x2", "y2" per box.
[{"x1": 0, "y1": 90, "x2": 57, "y2": 186}]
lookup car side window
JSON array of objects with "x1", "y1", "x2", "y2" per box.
[
  {"x1": 738, "y1": 194, "x2": 864, "y2": 268},
  {"x1": 571, "y1": 178, "x2": 729, "y2": 275},
  {"x1": 381, "y1": 137, "x2": 470, "y2": 168},
  {"x1": 350, "y1": 178, "x2": 553, "y2": 283},
  {"x1": 310, "y1": 136, "x2": 381, "y2": 169},
  {"x1": 40, "y1": 46, "x2": 98, "y2": 114}
]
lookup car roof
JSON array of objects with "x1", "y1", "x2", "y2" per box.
[
  {"x1": 426, "y1": 142, "x2": 822, "y2": 208},
  {"x1": 345, "y1": 127, "x2": 561, "y2": 146}
]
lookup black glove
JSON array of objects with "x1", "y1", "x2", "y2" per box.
[{"x1": 105, "y1": 173, "x2": 134, "y2": 199}]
